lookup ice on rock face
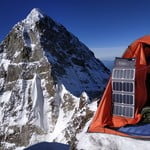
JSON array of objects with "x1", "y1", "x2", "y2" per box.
[{"x1": 31, "y1": 74, "x2": 46, "y2": 130}]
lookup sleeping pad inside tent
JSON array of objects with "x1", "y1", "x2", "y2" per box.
[{"x1": 88, "y1": 35, "x2": 150, "y2": 139}]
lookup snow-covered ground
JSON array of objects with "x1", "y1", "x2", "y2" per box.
[
  {"x1": 77, "y1": 132, "x2": 150, "y2": 150},
  {"x1": 77, "y1": 109, "x2": 150, "y2": 150}
]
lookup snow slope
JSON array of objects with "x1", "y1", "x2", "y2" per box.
[{"x1": 77, "y1": 129, "x2": 150, "y2": 150}]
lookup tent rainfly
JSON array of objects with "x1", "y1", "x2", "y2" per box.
[{"x1": 88, "y1": 35, "x2": 150, "y2": 139}]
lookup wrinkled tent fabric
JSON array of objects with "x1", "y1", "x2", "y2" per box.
[{"x1": 88, "y1": 35, "x2": 150, "y2": 137}]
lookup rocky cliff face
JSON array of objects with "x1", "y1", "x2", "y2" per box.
[{"x1": 0, "y1": 8, "x2": 110, "y2": 149}]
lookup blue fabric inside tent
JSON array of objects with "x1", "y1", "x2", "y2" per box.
[{"x1": 118, "y1": 123, "x2": 150, "y2": 137}]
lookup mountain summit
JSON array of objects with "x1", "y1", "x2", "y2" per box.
[
  {"x1": 0, "y1": 8, "x2": 110, "y2": 149},
  {"x1": 24, "y1": 8, "x2": 45, "y2": 25}
]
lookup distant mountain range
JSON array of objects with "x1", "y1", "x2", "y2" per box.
[{"x1": 101, "y1": 59, "x2": 114, "y2": 71}]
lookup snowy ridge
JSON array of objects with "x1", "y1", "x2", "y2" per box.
[{"x1": 49, "y1": 84, "x2": 80, "y2": 142}]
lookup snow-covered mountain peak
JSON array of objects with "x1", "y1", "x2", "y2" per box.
[
  {"x1": 24, "y1": 8, "x2": 45, "y2": 26},
  {"x1": 0, "y1": 8, "x2": 110, "y2": 149}
]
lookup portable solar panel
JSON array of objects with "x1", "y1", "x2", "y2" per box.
[{"x1": 112, "y1": 57, "x2": 136, "y2": 118}]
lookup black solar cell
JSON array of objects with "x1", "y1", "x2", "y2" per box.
[
  {"x1": 112, "y1": 69, "x2": 135, "y2": 80},
  {"x1": 112, "y1": 93, "x2": 134, "y2": 105},
  {"x1": 112, "y1": 81, "x2": 134, "y2": 93},
  {"x1": 113, "y1": 104, "x2": 134, "y2": 118}
]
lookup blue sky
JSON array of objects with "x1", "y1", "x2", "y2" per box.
[{"x1": 1, "y1": 0, "x2": 150, "y2": 59}]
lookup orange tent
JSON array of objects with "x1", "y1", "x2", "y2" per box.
[{"x1": 88, "y1": 35, "x2": 150, "y2": 138}]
